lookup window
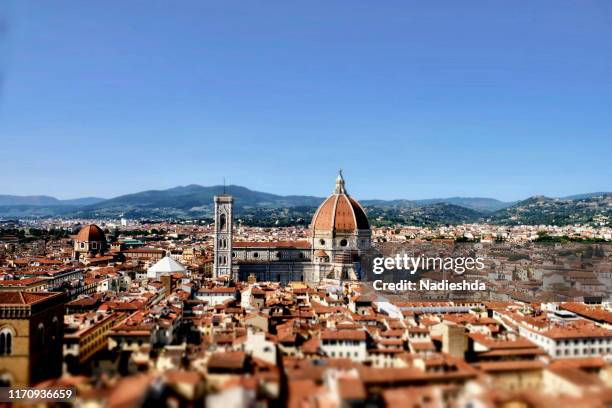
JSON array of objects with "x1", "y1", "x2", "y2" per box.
[
  {"x1": 253, "y1": 252, "x2": 259, "y2": 258},
  {"x1": 0, "y1": 372, "x2": 12, "y2": 387},
  {"x1": 340, "y1": 239, "x2": 348, "y2": 247},
  {"x1": 37, "y1": 323, "x2": 45, "y2": 346},
  {"x1": 219, "y1": 214, "x2": 227, "y2": 231},
  {"x1": 51, "y1": 317, "x2": 59, "y2": 342},
  {"x1": 319, "y1": 239, "x2": 325, "y2": 245},
  {"x1": 0, "y1": 329, "x2": 12, "y2": 355}
]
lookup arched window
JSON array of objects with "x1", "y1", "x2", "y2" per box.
[
  {"x1": 0, "y1": 372, "x2": 12, "y2": 387},
  {"x1": 37, "y1": 323, "x2": 45, "y2": 346},
  {"x1": 219, "y1": 214, "x2": 226, "y2": 231},
  {"x1": 0, "y1": 328, "x2": 13, "y2": 355},
  {"x1": 51, "y1": 317, "x2": 59, "y2": 342}
]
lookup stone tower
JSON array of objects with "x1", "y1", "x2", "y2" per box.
[{"x1": 214, "y1": 194, "x2": 233, "y2": 277}]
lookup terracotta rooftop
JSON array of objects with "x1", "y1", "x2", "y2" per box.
[
  {"x1": 338, "y1": 377, "x2": 366, "y2": 401},
  {"x1": 476, "y1": 360, "x2": 545, "y2": 372},
  {"x1": 76, "y1": 224, "x2": 106, "y2": 242},
  {"x1": 207, "y1": 351, "x2": 246, "y2": 370},
  {"x1": 560, "y1": 302, "x2": 612, "y2": 325},
  {"x1": 541, "y1": 320, "x2": 612, "y2": 340},
  {"x1": 312, "y1": 194, "x2": 369, "y2": 233},
  {"x1": 0, "y1": 277, "x2": 48, "y2": 286},
  {"x1": 122, "y1": 248, "x2": 166, "y2": 254},
  {"x1": 321, "y1": 329, "x2": 367, "y2": 341},
  {"x1": 0, "y1": 291, "x2": 62, "y2": 305}
]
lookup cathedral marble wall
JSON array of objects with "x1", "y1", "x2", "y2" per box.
[{"x1": 232, "y1": 248, "x2": 311, "y2": 263}]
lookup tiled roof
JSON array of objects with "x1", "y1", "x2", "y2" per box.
[
  {"x1": 76, "y1": 224, "x2": 106, "y2": 242},
  {"x1": 0, "y1": 291, "x2": 62, "y2": 305},
  {"x1": 311, "y1": 194, "x2": 369, "y2": 233},
  {"x1": 208, "y1": 351, "x2": 246, "y2": 370},
  {"x1": 321, "y1": 329, "x2": 367, "y2": 341}
]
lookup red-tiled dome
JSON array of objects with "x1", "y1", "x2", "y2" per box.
[
  {"x1": 76, "y1": 224, "x2": 106, "y2": 242},
  {"x1": 311, "y1": 172, "x2": 370, "y2": 233}
]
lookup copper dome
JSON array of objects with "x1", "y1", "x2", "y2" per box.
[
  {"x1": 76, "y1": 224, "x2": 106, "y2": 242},
  {"x1": 311, "y1": 171, "x2": 370, "y2": 233}
]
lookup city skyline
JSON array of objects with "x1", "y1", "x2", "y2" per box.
[
  {"x1": 1, "y1": 1, "x2": 611, "y2": 200},
  {"x1": 1, "y1": 2, "x2": 611, "y2": 404}
]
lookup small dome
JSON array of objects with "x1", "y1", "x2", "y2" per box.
[
  {"x1": 147, "y1": 256, "x2": 187, "y2": 279},
  {"x1": 76, "y1": 224, "x2": 106, "y2": 242},
  {"x1": 311, "y1": 171, "x2": 370, "y2": 234}
]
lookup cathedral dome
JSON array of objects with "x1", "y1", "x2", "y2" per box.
[
  {"x1": 311, "y1": 171, "x2": 370, "y2": 234},
  {"x1": 76, "y1": 224, "x2": 106, "y2": 242}
]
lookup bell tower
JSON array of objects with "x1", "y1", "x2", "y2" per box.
[{"x1": 214, "y1": 194, "x2": 233, "y2": 277}]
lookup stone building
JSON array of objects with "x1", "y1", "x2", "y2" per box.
[
  {"x1": 0, "y1": 291, "x2": 65, "y2": 386},
  {"x1": 73, "y1": 224, "x2": 107, "y2": 260},
  {"x1": 214, "y1": 194, "x2": 234, "y2": 277},
  {"x1": 147, "y1": 256, "x2": 188, "y2": 280},
  {"x1": 218, "y1": 172, "x2": 372, "y2": 284}
]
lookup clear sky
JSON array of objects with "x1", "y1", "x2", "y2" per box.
[{"x1": 0, "y1": 1, "x2": 610, "y2": 201}]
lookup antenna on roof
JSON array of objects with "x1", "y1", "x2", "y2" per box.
[{"x1": 223, "y1": 177, "x2": 226, "y2": 194}]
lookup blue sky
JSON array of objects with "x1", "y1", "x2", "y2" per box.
[{"x1": 0, "y1": 1, "x2": 610, "y2": 201}]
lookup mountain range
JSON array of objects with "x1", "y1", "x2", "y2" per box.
[
  {"x1": 0, "y1": 185, "x2": 610, "y2": 226},
  {"x1": 0, "y1": 195, "x2": 106, "y2": 207}
]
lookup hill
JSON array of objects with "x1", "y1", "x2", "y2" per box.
[
  {"x1": 72, "y1": 184, "x2": 323, "y2": 219},
  {"x1": 486, "y1": 194, "x2": 612, "y2": 226},
  {"x1": 0, "y1": 186, "x2": 609, "y2": 227},
  {"x1": 0, "y1": 195, "x2": 62, "y2": 206},
  {"x1": 366, "y1": 203, "x2": 485, "y2": 227},
  {"x1": 413, "y1": 197, "x2": 512, "y2": 212}
]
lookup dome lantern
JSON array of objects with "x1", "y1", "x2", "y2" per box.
[{"x1": 334, "y1": 169, "x2": 347, "y2": 194}]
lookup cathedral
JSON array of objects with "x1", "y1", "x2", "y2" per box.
[{"x1": 213, "y1": 171, "x2": 372, "y2": 284}]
